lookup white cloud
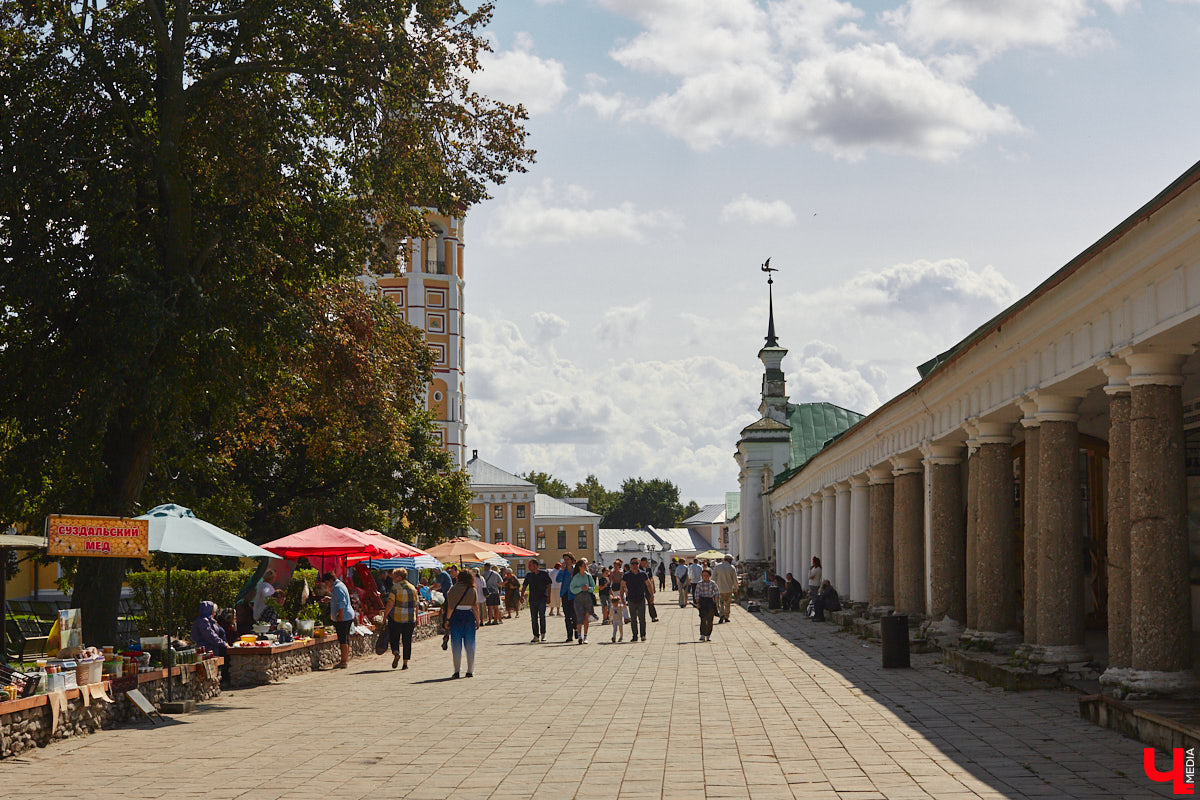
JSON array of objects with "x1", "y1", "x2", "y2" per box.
[
  {"x1": 884, "y1": 0, "x2": 1115, "y2": 58},
  {"x1": 594, "y1": 301, "x2": 650, "y2": 348},
  {"x1": 720, "y1": 194, "x2": 797, "y2": 227},
  {"x1": 483, "y1": 179, "x2": 682, "y2": 247},
  {"x1": 467, "y1": 311, "x2": 760, "y2": 502},
  {"x1": 473, "y1": 33, "x2": 568, "y2": 115},
  {"x1": 531, "y1": 311, "x2": 569, "y2": 342},
  {"x1": 590, "y1": 0, "x2": 1024, "y2": 159}
]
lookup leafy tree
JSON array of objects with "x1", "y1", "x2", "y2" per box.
[
  {"x1": 573, "y1": 474, "x2": 618, "y2": 519},
  {"x1": 604, "y1": 477, "x2": 685, "y2": 529},
  {"x1": 152, "y1": 280, "x2": 471, "y2": 546},
  {"x1": 681, "y1": 500, "x2": 702, "y2": 521},
  {"x1": 0, "y1": 0, "x2": 531, "y2": 643},
  {"x1": 521, "y1": 471, "x2": 571, "y2": 499}
]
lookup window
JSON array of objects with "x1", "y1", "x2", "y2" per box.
[
  {"x1": 493, "y1": 529, "x2": 503, "y2": 543},
  {"x1": 515, "y1": 505, "x2": 526, "y2": 519},
  {"x1": 578, "y1": 529, "x2": 588, "y2": 550},
  {"x1": 516, "y1": 530, "x2": 527, "y2": 547},
  {"x1": 493, "y1": 505, "x2": 503, "y2": 520},
  {"x1": 516, "y1": 565, "x2": 526, "y2": 578},
  {"x1": 536, "y1": 534, "x2": 546, "y2": 550},
  {"x1": 557, "y1": 530, "x2": 566, "y2": 550}
]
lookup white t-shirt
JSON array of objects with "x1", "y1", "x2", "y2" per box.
[
  {"x1": 809, "y1": 566, "x2": 822, "y2": 587},
  {"x1": 688, "y1": 563, "x2": 703, "y2": 584}
]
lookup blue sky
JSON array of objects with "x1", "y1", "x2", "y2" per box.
[{"x1": 459, "y1": 0, "x2": 1200, "y2": 505}]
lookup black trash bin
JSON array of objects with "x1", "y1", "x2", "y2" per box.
[
  {"x1": 881, "y1": 614, "x2": 910, "y2": 668},
  {"x1": 767, "y1": 585, "x2": 781, "y2": 610}
]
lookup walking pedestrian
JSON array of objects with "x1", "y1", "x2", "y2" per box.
[
  {"x1": 599, "y1": 568, "x2": 612, "y2": 623},
  {"x1": 713, "y1": 555, "x2": 738, "y2": 623},
  {"x1": 656, "y1": 560, "x2": 666, "y2": 591},
  {"x1": 623, "y1": 558, "x2": 651, "y2": 642},
  {"x1": 640, "y1": 557, "x2": 659, "y2": 622},
  {"x1": 483, "y1": 563, "x2": 503, "y2": 625},
  {"x1": 503, "y1": 568, "x2": 521, "y2": 619},
  {"x1": 556, "y1": 553, "x2": 578, "y2": 641},
  {"x1": 441, "y1": 569, "x2": 479, "y2": 678},
  {"x1": 320, "y1": 571, "x2": 353, "y2": 669},
  {"x1": 610, "y1": 592, "x2": 626, "y2": 642},
  {"x1": 570, "y1": 558, "x2": 597, "y2": 644},
  {"x1": 687, "y1": 559, "x2": 703, "y2": 607},
  {"x1": 695, "y1": 568, "x2": 720, "y2": 642},
  {"x1": 675, "y1": 559, "x2": 690, "y2": 607},
  {"x1": 670, "y1": 558, "x2": 679, "y2": 591},
  {"x1": 380, "y1": 568, "x2": 419, "y2": 670},
  {"x1": 472, "y1": 567, "x2": 486, "y2": 625},
  {"x1": 521, "y1": 559, "x2": 552, "y2": 642},
  {"x1": 548, "y1": 562, "x2": 563, "y2": 616}
]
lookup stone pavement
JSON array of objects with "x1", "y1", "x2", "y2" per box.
[{"x1": 0, "y1": 601, "x2": 1175, "y2": 800}]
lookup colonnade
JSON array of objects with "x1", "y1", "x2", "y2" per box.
[{"x1": 768, "y1": 348, "x2": 1195, "y2": 695}]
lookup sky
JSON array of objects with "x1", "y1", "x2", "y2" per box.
[{"x1": 458, "y1": 0, "x2": 1200, "y2": 506}]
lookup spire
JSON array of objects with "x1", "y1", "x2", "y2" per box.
[
  {"x1": 765, "y1": 275, "x2": 778, "y2": 347},
  {"x1": 761, "y1": 257, "x2": 779, "y2": 347}
]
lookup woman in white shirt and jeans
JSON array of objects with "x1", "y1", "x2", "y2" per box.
[{"x1": 808, "y1": 557, "x2": 822, "y2": 601}]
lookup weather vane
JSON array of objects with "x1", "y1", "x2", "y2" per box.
[{"x1": 761, "y1": 257, "x2": 779, "y2": 347}]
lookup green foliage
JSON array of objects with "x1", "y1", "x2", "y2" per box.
[
  {"x1": 0, "y1": 0, "x2": 524, "y2": 642},
  {"x1": 522, "y1": 471, "x2": 571, "y2": 499},
  {"x1": 682, "y1": 500, "x2": 702, "y2": 521},
  {"x1": 128, "y1": 569, "x2": 253, "y2": 639},
  {"x1": 572, "y1": 475, "x2": 619, "y2": 519},
  {"x1": 603, "y1": 477, "x2": 686, "y2": 529}
]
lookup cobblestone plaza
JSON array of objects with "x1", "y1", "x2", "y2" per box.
[{"x1": 0, "y1": 602, "x2": 1173, "y2": 800}]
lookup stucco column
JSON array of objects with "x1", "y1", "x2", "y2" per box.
[
  {"x1": 849, "y1": 475, "x2": 870, "y2": 604},
  {"x1": 799, "y1": 499, "x2": 812, "y2": 583},
  {"x1": 786, "y1": 506, "x2": 799, "y2": 579},
  {"x1": 964, "y1": 423, "x2": 980, "y2": 630},
  {"x1": 923, "y1": 443, "x2": 964, "y2": 633},
  {"x1": 891, "y1": 456, "x2": 925, "y2": 617},
  {"x1": 1109, "y1": 350, "x2": 1197, "y2": 695},
  {"x1": 821, "y1": 486, "x2": 837, "y2": 586},
  {"x1": 791, "y1": 504, "x2": 804, "y2": 579},
  {"x1": 738, "y1": 466, "x2": 765, "y2": 563},
  {"x1": 835, "y1": 482, "x2": 852, "y2": 594},
  {"x1": 867, "y1": 465, "x2": 895, "y2": 613},
  {"x1": 1018, "y1": 400, "x2": 1040, "y2": 647},
  {"x1": 810, "y1": 492, "x2": 823, "y2": 569},
  {"x1": 1101, "y1": 361, "x2": 1132, "y2": 670},
  {"x1": 1032, "y1": 394, "x2": 1089, "y2": 664},
  {"x1": 971, "y1": 421, "x2": 1019, "y2": 644}
]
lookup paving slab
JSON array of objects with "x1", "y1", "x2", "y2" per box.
[{"x1": 0, "y1": 603, "x2": 1177, "y2": 799}]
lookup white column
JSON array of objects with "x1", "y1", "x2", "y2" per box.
[
  {"x1": 787, "y1": 505, "x2": 799, "y2": 579},
  {"x1": 849, "y1": 474, "x2": 870, "y2": 603},
  {"x1": 810, "y1": 492, "x2": 824, "y2": 566},
  {"x1": 739, "y1": 468, "x2": 764, "y2": 563},
  {"x1": 821, "y1": 486, "x2": 837, "y2": 584},
  {"x1": 835, "y1": 482, "x2": 851, "y2": 595},
  {"x1": 800, "y1": 498, "x2": 812, "y2": 580}
]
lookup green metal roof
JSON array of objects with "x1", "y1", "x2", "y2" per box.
[
  {"x1": 776, "y1": 402, "x2": 865, "y2": 484},
  {"x1": 724, "y1": 491, "x2": 740, "y2": 521}
]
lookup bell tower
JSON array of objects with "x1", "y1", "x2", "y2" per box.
[{"x1": 372, "y1": 210, "x2": 468, "y2": 468}]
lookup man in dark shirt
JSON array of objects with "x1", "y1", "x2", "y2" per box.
[
  {"x1": 521, "y1": 560, "x2": 553, "y2": 642},
  {"x1": 623, "y1": 560, "x2": 651, "y2": 642},
  {"x1": 437, "y1": 566, "x2": 453, "y2": 596}
]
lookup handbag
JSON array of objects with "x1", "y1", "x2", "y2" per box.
[{"x1": 374, "y1": 626, "x2": 389, "y2": 655}]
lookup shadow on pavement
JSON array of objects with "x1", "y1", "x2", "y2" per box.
[{"x1": 746, "y1": 608, "x2": 1165, "y2": 800}]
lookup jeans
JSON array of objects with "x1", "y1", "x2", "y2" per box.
[
  {"x1": 628, "y1": 599, "x2": 647, "y2": 639},
  {"x1": 699, "y1": 597, "x2": 717, "y2": 636},
  {"x1": 449, "y1": 609, "x2": 476, "y2": 673},
  {"x1": 529, "y1": 600, "x2": 547, "y2": 638},
  {"x1": 562, "y1": 594, "x2": 577, "y2": 639},
  {"x1": 387, "y1": 619, "x2": 415, "y2": 660}
]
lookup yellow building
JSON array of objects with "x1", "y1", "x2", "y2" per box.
[
  {"x1": 363, "y1": 210, "x2": 467, "y2": 468},
  {"x1": 465, "y1": 452, "x2": 600, "y2": 575}
]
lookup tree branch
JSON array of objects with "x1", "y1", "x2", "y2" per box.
[
  {"x1": 186, "y1": 62, "x2": 340, "y2": 96},
  {"x1": 142, "y1": 0, "x2": 169, "y2": 51}
]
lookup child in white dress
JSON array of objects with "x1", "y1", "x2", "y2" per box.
[{"x1": 610, "y1": 593, "x2": 625, "y2": 643}]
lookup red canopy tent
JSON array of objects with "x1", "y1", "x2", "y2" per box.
[
  {"x1": 261, "y1": 525, "x2": 406, "y2": 572},
  {"x1": 486, "y1": 541, "x2": 538, "y2": 558}
]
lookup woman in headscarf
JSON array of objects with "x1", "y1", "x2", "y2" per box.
[{"x1": 191, "y1": 601, "x2": 228, "y2": 657}]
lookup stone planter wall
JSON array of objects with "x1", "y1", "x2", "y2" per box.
[{"x1": 0, "y1": 661, "x2": 222, "y2": 760}]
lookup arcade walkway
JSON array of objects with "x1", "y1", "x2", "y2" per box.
[{"x1": 0, "y1": 602, "x2": 1173, "y2": 799}]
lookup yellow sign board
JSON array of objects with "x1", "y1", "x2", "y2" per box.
[{"x1": 46, "y1": 515, "x2": 149, "y2": 559}]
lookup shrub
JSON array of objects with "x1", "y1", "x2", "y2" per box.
[{"x1": 128, "y1": 569, "x2": 253, "y2": 638}]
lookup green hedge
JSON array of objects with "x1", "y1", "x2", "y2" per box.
[
  {"x1": 128, "y1": 569, "x2": 254, "y2": 638},
  {"x1": 127, "y1": 567, "x2": 326, "y2": 637}
]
